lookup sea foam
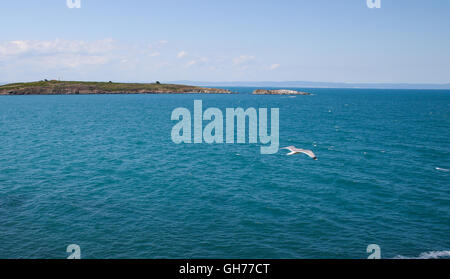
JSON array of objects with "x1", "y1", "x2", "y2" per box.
[
  {"x1": 436, "y1": 167, "x2": 450, "y2": 172},
  {"x1": 395, "y1": 250, "x2": 450, "y2": 259}
]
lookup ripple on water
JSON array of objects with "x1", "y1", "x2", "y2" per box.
[{"x1": 0, "y1": 90, "x2": 449, "y2": 258}]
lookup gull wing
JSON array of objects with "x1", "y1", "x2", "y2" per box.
[
  {"x1": 297, "y1": 149, "x2": 317, "y2": 159},
  {"x1": 282, "y1": 146, "x2": 296, "y2": 152},
  {"x1": 282, "y1": 146, "x2": 317, "y2": 159}
]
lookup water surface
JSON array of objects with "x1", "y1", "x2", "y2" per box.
[{"x1": 0, "y1": 88, "x2": 449, "y2": 258}]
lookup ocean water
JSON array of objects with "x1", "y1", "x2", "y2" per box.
[{"x1": 0, "y1": 88, "x2": 449, "y2": 259}]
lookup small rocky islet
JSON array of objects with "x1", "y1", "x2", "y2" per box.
[{"x1": 253, "y1": 89, "x2": 311, "y2": 95}]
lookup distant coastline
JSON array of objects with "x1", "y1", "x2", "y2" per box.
[
  {"x1": 0, "y1": 80, "x2": 232, "y2": 95},
  {"x1": 2, "y1": 81, "x2": 450, "y2": 95},
  {"x1": 169, "y1": 80, "x2": 450, "y2": 90}
]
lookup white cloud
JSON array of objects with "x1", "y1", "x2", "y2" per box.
[
  {"x1": 0, "y1": 39, "x2": 114, "y2": 57},
  {"x1": 233, "y1": 55, "x2": 255, "y2": 65},
  {"x1": 186, "y1": 60, "x2": 197, "y2": 67},
  {"x1": 0, "y1": 40, "x2": 277, "y2": 82},
  {"x1": 177, "y1": 50, "x2": 187, "y2": 59},
  {"x1": 185, "y1": 57, "x2": 209, "y2": 68},
  {"x1": 269, "y1": 64, "x2": 281, "y2": 70},
  {"x1": 0, "y1": 41, "x2": 29, "y2": 56},
  {"x1": 148, "y1": 40, "x2": 168, "y2": 50},
  {"x1": 0, "y1": 39, "x2": 115, "y2": 70},
  {"x1": 40, "y1": 55, "x2": 109, "y2": 68}
]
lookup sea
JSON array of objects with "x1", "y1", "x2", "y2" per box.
[{"x1": 0, "y1": 87, "x2": 449, "y2": 259}]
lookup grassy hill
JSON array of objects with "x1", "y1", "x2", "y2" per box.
[{"x1": 0, "y1": 80, "x2": 232, "y2": 95}]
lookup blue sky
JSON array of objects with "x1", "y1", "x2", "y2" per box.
[{"x1": 1, "y1": 0, "x2": 449, "y2": 83}]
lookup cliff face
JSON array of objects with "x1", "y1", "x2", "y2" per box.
[
  {"x1": 0, "y1": 81, "x2": 232, "y2": 95},
  {"x1": 253, "y1": 89, "x2": 311, "y2": 95}
]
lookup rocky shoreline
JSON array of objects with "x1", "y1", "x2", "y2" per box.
[{"x1": 253, "y1": 89, "x2": 311, "y2": 95}]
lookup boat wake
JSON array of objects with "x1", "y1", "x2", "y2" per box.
[{"x1": 394, "y1": 250, "x2": 450, "y2": 259}]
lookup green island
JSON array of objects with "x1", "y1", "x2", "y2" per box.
[{"x1": 0, "y1": 80, "x2": 232, "y2": 95}]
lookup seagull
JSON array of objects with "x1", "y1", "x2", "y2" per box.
[{"x1": 282, "y1": 146, "x2": 318, "y2": 160}]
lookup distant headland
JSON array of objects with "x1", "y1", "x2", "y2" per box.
[{"x1": 0, "y1": 80, "x2": 232, "y2": 95}]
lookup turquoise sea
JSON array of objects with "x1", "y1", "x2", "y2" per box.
[{"x1": 0, "y1": 87, "x2": 449, "y2": 259}]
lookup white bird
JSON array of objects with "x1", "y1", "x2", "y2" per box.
[{"x1": 282, "y1": 146, "x2": 318, "y2": 160}]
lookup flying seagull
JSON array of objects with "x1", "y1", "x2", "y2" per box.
[{"x1": 282, "y1": 146, "x2": 318, "y2": 160}]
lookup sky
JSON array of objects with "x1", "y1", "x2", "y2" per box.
[{"x1": 0, "y1": 0, "x2": 449, "y2": 84}]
